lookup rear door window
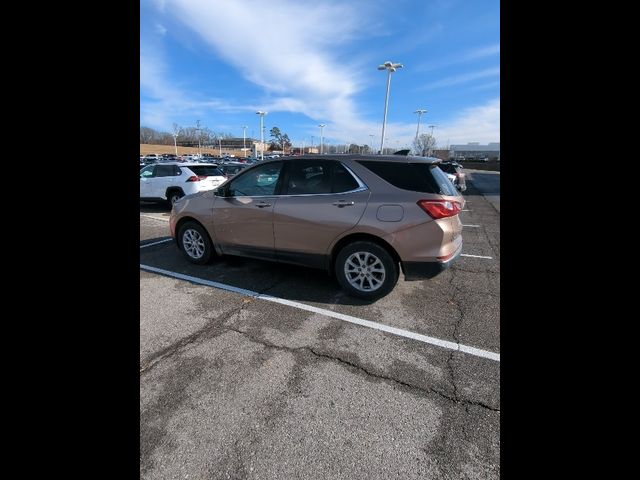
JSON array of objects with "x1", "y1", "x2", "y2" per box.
[
  {"x1": 282, "y1": 160, "x2": 361, "y2": 195},
  {"x1": 189, "y1": 166, "x2": 225, "y2": 177},
  {"x1": 155, "y1": 165, "x2": 176, "y2": 177}
]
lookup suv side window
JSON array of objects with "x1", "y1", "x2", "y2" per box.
[
  {"x1": 155, "y1": 165, "x2": 177, "y2": 177},
  {"x1": 228, "y1": 161, "x2": 283, "y2": 197},
  {"x1": 358, "y1": 161, "x2": 458, "y2": 196},
  {"x1": 332, "y1": 162, "x2": 360, "y2": 193},
  {"x1": 285, "y1": 160, "x2": 332, "y2": 195},
  {"x1": 140, "y1": 165, "x2": 155, "y2": 178}
]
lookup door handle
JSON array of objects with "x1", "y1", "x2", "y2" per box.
[
  {"x1": 332, "y1": 201, "x2": 355, "y2": 207},
  {"x1": 256, "y1": 202, "x2": 272, "y2": 208}
]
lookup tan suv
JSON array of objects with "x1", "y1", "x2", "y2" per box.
[{"x1": 169, "y1": 155, "x2": 464, "y2": 299}]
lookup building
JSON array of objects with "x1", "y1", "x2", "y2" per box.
[
  {"x1": 431, "y1": 149, "x2": 451, "y2": 161},
  {"x1": 450, "y1": 142, "x2": 500, "y2": 161}
]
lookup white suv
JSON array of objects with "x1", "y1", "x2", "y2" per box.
[{"x1": 140, "y1": 163, "x2": 227, "y2": 205}]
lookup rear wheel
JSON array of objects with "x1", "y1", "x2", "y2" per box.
[
  {"x1": 167, "y1": 190, "x2": 184, "y2": 206},
  {"x1": 335, "y1": 241, "x2": 398, "y2": 300},
  {"x1": 177, "y1": 221, "x2": 214, "y2": 264}
]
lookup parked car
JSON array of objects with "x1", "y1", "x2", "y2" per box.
[
  {"x1": 140, "y1": 162, "x2": 227, "y2": 205},
  {"x1": 218, "y1": 162, "x2": 248, "y2": 178},
  {"x1": 170, "y1": 155, "x2": 464, "y2": 300},
  {"x1": 437, "y1": 161, "x2": 467, "y2": 192}
]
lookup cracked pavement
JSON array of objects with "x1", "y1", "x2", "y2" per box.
[{"x1": 140, "y1": 172, "x2": 500, "y2": 479}]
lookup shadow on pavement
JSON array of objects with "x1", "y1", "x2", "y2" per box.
[{"x1": 140, "y1": 236, "x2": 376, "y2": 307}]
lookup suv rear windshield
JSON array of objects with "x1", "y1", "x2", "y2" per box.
[
  {"x1": 358, "y1": 161, "x2": 458, "y2": 196},
  {"x1": 188, "y1": 165, "x2": 224, "y2": 177}
]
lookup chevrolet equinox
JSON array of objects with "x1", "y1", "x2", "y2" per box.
[{"x1": 169, "y1": 155, "x2": 464, "y2": 300}]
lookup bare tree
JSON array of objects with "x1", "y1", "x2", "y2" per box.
[
  {"x1": 413, "y1": 133, "x2": 437, "y2": 156},
  {"x1": 140, "y1": 127, "x2": 156, "y2": 144}
]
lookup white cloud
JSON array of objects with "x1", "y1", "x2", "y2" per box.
[
  {"x1": 416, "y1": 43, "x2": 500, "y2": 72},
  {"x1": 155, "y1": 23, "x2": 167, "y2": 35},
  {"x1": 420, "y1": 67, "x2": 500, "y2": 90},
  {"x1": 140, "y1": 46, "x2": 251, "y2": 128},
  {"x1": 431, "y1": 98, "x2": 500, "y2": 145},
  {"x1": 156, "y1": 0, "x2": 368, "y2": 133}
]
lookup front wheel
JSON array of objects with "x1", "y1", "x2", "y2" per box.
[
  {"x1": 335, "y1": 241, "x2": 399, "y2": 300},
  {"x1": 177, "y1": 221, "x2": 214, "y2": 265}
]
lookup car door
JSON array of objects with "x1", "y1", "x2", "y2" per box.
[
  {"x1": 212, "y1": 161, "x2": 284, "y2": 260},
  {"x1": 272, "y1": 160, "x2": 370, "y2": 268},
  {"x1": 153, "y1": 164, "x2": 177, "y2": 199},
  {"x1": 139, "y1": 165, "x2": 156, "y2": 198}
]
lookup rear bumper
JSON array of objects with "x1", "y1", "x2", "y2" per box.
[{"x1": 402, "y1": 242, "x2": 462, "y2": 280}]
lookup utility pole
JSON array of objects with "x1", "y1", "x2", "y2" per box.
[
  {"x1": 196, "y1": 119, "x2": 201, "y2": 156},
  {"x1": 242, "y1": 125, "x2": 247, "y2": 156}
]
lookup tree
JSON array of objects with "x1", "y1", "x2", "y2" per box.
[
  {"x1": 413, "y1": 133, "x2": 437, "y2": 156},
  {"x1": 268, "y1": 127, "x2": 292, "y2": 152},
  {"x1": 348, "y1": 144, "x2": 360, "y2": 154},
  {"x1": 140, "y1": 127, "x2": 157, "y2": 144}
]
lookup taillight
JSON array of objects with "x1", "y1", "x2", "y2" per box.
[
  {"x1": 417, "y1": 199, "x2": 462, "y2": 219},
  {"x1": 186, "y1": 175, "x2": 208, "y2": 182}
]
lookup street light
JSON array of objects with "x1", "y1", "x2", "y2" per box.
[
  {"x1": 377, "y1": 61, "x2": 403, "y2": 154},
  {"x1": 242, "y1": 125, "x2": 247, "y2": 155},
  {"x1": 414, "y1": 109, "x2": 427, "y2": 144},
  {"x1": 195, "y1": 119, "x2": 202, "y2": 157},
  {"x1": 318, "y1": 124, "x2": 326, "y2": 154},
  {"x1": 369, "y1": 134, "x2": 375, "y2": 154},
  {"x1": 428, "y1": 125, "x2": 437, "y2": 156},
  {"x1": 255, "y1": 111, "x2": 267, "y2": 161}
]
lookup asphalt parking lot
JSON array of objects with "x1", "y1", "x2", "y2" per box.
[{"x1": 140, "y1": 170, "x2": 500, "y2": 479}]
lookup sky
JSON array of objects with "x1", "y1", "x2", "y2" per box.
[{"x1": 140, "y1": 0, "x2": 500, "y2": 150}]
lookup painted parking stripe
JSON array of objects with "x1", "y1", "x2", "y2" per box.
[
  {"x1": 140, "y1": 238, "x2": 173, "y2": 249},
  {"x1": 462, "y1": 224, "x2": 481, "y2": 228},
  {"x1": 461, "y1": 253, "x2": 493, "y2": 259},
  {"x1": 141, "y1": 214, "x2": 170, "y2": 222},
  {"x1": 139, "y1": 263, "x2": 500, "y2": 362}
]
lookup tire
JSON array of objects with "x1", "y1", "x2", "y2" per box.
[
  {"x1": 167, "y1": 190, "x2": 184, "y2": 206},
  {"x1": 335, "y1": 241, "x2": 399, "y2": 300},
  {"x1": 177, "y1": 221, "x2": 214, "y2": 265}
]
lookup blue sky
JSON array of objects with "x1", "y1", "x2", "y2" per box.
[{"x1": 141, "y1": 0, "x2": 499, "y2": 150}]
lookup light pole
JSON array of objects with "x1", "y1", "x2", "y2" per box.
[
  {"x1": 219, "y1": 138, "x2": 222, "y2": 157},
  {"x1": 428, "y1": 125, "x2": 437, "y2": 156},
  {"x1": 369, "y1": 134, "x2": 375, "y2": 154},
  {"x1": 196, "y1": 119, "x2": 202, "y2": 156},
  {"x1": 242, "y1": 125, "x2": 247, "y2": 156},
  {"x1": 318, "y1": 124, "x2": 326, "y2": 154},
  {"x1": 377, "y1": 61, "x2": 403, "y2": 154},
  {"x1": 255, "y1": 111, "x2": 267, "y2": 161},
  {"x1": 414, "y1": 109, "x2": 427, "y2": 143}
]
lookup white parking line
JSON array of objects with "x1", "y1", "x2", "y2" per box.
[
  {"x1": 140, "y1": 214, "x2": 170, "y2": 222},
  {"x1": 461, "y1": 253, "x2": 493, "y2": 259},
  {"x1": 139, "y1": 263, "x2": 500, "y2": 362},
  {"x1": 462, "y1": 224, "x2": 481, "y2": 228},
  {"x1": 140, "y1": 238, "x2": 173, "y2": 249},
  {"x1": 462, "y1": 209, "x2": 471, "y2": 212}
]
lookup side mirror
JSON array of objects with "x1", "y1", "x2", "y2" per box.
[{"x1": 214, "y1": 186, "x2": 228, "y2": 197}]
